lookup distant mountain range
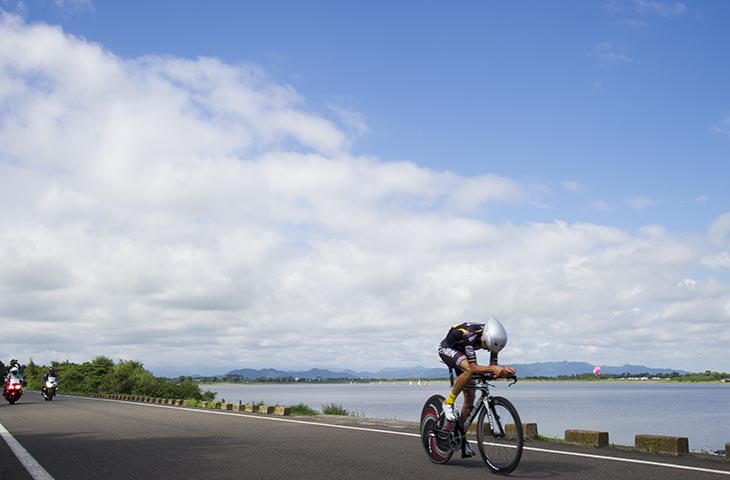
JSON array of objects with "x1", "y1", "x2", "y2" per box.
[{"x1": 222, "y1": 361, "x2": 688, "y2": 380}]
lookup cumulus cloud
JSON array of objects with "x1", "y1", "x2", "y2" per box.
[
  {"x1": 591, "y1": 42, "x2": 632, "y2": 65},
  {"x1": 712, "y1": 115, "x2": 730, "y2": 136},
  {"x1": 1, "y1": 14, "x2": 728, "y2": 375},
  {"x1": 561, "y1": 180, "x2": 586, "y2": 193},
  {"x1": 634, "y1": 0, "x2": 688, "y2": 17},
  {"x1": 626, "y1": 196, "x2": 657, "y2": 210}
]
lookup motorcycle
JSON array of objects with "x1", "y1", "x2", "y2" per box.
[
  {"x1": 3, "y1": 377, "x2": 24, "y2": 404},
  {"x1": 42, "y1": 376, "x2": 58, "y2": 401}
]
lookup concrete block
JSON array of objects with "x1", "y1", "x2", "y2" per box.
[
  {"x1": 258, "y1": 405, "x2": 275, "y2": 414},
  {"x1": 635, "y1": 434, "x2": 688, "y2": 456},
  {"x1": 467, "y1": 422, "x2": 537, "y2": 439},
  {"x1": 565, "y1": 429, "x2": 609, "y2": 448},
  {"x1": 244, "y1": 404, "x2": 256, "y2": 413},
  {"x1": 523, "y1": 423, "x2": 539, "y2": 439},
  {"x1": 273, "y1": 406, "x2": 291, "y2": 416},
  {"x1": 231, "y1": 404, "x2": 242, "y2": 411},
  {"x1": 221, "y1": 403, "x2": 233, "y2": 411},
  {"x1": 725, "y1": 443, "x2": 729, "y2": 458}
]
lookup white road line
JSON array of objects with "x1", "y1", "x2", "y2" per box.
[
  {"x1": 522, "y1": 445, "x2": 730, "y2": 477},
  {"x1": 0, "y1": 420, "x2": 55, "y2": 480},
  {"x1": 89, "y1": 396, "x2": 730, "y2": 477}
]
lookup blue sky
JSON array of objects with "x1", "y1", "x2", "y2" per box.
[
  {"x1": 1, "y1": 1, "x2": 729, "y2": 375},
  {"x1": 25, "y1": 1, "x2": 730, "y2": 228}
]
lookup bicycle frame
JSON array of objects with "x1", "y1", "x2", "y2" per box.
[
  {"x1": 448, "y1": 370, "x2": 518, "y2": 440},
  {"x1": 460, "y1": 377, "x2": 492, "y2": 433}
]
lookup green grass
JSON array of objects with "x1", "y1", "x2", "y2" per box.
[
  {"x1": 290, "y1": 403, "x2": 319, "y2": 416},
  {"x1": 321, "y1": 402, "x2": 350, "y2": 415}
]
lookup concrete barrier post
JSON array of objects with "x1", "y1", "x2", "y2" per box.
[
  {"x1": 467, "y1": 422, "x2": 537, "y2": 439},
  {"x1": 244, "y1": 404, "x2": 256, "y2": 413},
  {"x1": 522, "y1": 423, "x2": 539, "y2": 439},
  {"x1": 231, "y1": 404, "x2": 242, "y2": 412},
  {"x1": 725, "y1": 443, "x2": 729, "y2": 459},
  {"x1": 635, "y1": 434, "x2": 689, "y2": 456},
  {"x1": 221, "y1": 403, "x2": 233, "y2": 411},
  {"x1": 273, "y1": 406, "x2": 291, "y2": 416},
  {"x1": 565, "y1": 430, "x2": 609, "y2": 448},
  {"x1": 258, "y1": 405, "x2": 275, "y2": 414}
]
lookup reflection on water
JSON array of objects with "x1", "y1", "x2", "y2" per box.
[{"x1": 203, "y1": 381, "x2": 730, "y2": 452}]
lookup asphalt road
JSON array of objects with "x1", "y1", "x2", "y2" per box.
[{"x1": 1, "y1": 393, "x2": 729, "y2": 479}]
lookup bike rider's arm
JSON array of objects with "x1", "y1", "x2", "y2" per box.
[{"x1": 460, "y1": 361, "x2": 515, "y2": 378}]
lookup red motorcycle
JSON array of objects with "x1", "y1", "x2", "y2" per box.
[{"x1": 3, "y1": 377, "x2": 24, "y2": 404}]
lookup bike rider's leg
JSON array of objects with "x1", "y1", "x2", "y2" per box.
[
  {"x1": 438, "y1": 349, "x2": 470, "y2": 422},
  {"x1": 461, "y1": 389, "x2": 475, "y2": 421},
  {"x1": 444, "y1": 366, "x2": 472, "y2": 421},
  {"x1": 460, "y1": 389, "x2": 477, "y2": 458}
]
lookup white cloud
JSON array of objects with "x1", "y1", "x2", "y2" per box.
[
  {"x1": 634, "y1": 0, "x2": 688, "y2": 17},
  {"x1": 626, "y1": 196, "x2": 657, "y2": 210},
  {"x1": 1, "y1": 14, "x2": 729, "y2": 375},
  {"x1": 327, "y1": 103, "x2": 369, "y2": 142},
  {"x1": 561, "y1": 180, "x2": 587, "y2": 193},
  {"x1": 708, "y1": 213, "x2": 730, "y2": 245},
  {"x1": 701, "y1": 252, "x2": 730, "y2": 269},
  {"x1": 592, "y1": 42, "x2": 632, "y2": 65},
  {"x1": 712, "y1": 115, "x2": 730, "y2": 136}
]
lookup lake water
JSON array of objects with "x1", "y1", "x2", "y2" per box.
[{"x1": 202, "y1": 381, "x2": 730, "y2": 453}]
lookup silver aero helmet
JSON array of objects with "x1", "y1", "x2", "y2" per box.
[{"x1": 481, "y1": 315, "x2": 508, "y2": 353}]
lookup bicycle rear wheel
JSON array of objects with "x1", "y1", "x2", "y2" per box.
[
  {"x1": 476, "y1": 396, "x2": 523, "y2": 475},
  {"x1": 420, "y1": 394, "x2": 454, "y2": 464}
]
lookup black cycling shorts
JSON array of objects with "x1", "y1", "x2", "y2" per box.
[{"x1": 438, "y1": 346, "x2": 472, "y2": 373}]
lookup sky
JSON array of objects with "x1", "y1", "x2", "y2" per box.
[{"x1": 1, "y1": 0, "x2": 729, "y2": 376}]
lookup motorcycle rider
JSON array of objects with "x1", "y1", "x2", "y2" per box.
[
  {"x1": 43, "y1": 367, "x2": 58, "y2": 382},
  {"x1": 4, "y1": 366, "x2": 23, "y2": 395},
  {"x1": 5, "y1": 359, "x2": 22, "y2": 382}
]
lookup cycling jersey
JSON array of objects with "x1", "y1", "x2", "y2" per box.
[{"x1": 438, "y1": 322, "x2": 484, "y2": 369}]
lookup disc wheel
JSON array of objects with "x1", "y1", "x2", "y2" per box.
[{"x1": 420, "y1": 394, "x2": 454, "y2": 464}]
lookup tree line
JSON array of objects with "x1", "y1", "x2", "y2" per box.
[
  {"x1": 525, "y1": 371, "x2": 729, "y2": 382},
  {"x1": 2, "y1": 357, "x2": 215, "y2": 400}
]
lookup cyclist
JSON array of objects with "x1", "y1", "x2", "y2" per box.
[{"x1": 438, "y1": 316, "x2": 516, "y2": 457}]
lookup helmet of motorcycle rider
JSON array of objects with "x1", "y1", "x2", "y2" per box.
[
  {"x1": 49, "y1": 367, "x2": 55, "y2": 372},
  {"x1": 9, "y1": 366, "x2": 19, "y2": 375},
  {"x1": 481, "y1": 315, "x2": 508, "y2": 353}
]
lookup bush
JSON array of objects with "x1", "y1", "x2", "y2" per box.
[
  {"x1": 290, "y1": 403, "x2": 319, "y2": 416},
  {"x1": 14, "y1": 356, "x2": 211, "y2": 400},
  {"x1": 321, "y1": 402, "x2": 350, "y2": 415}
]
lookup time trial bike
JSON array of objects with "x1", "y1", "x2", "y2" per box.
[{"x1": 420, "y1": 371, "x2": 523, "y2": 475}]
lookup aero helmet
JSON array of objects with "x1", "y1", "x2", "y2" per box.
[{"x1": 481, "y1": 315, "x2": 508, "y2": 353}]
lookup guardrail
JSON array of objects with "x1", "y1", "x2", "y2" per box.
[{"x1": 91, "y1": 394, "x2": 292, "y2": 416}]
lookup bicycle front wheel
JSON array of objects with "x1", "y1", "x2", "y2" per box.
[{"x1": 476, "y1": 396, "x2": 523, "y2": 475}]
